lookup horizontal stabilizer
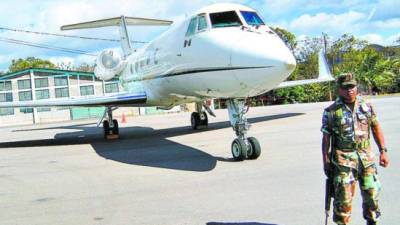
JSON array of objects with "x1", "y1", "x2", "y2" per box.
[
  {"x1": 276, "y1": 49, "x2": 335, "y2": 89},
  {"x1": 61, "y1": 16, "x2": 173, "y2": 30}
]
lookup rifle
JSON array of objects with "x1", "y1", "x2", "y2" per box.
[
  {"x1": 324, "y1": 110, "x2": 335, "y2": 225},
  {"x1": 325, "y1": 169, "x2": 334, "y2": 225}
]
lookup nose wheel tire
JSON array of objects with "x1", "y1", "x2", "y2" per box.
[
  {"x1": 247, "y1": 137, "x2": 261, "y2": 159},
  {"x1": 231, "y1": 138, "x2": 248, "y2": 161}
]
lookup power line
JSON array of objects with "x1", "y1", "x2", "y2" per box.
[
  {"x1": 0, "y1": 37, "x2": 97, "y2": 56},
  {"x1": 0, "y1": 26, "x2": 148, "y2": 44}
]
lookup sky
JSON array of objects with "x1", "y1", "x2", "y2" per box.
[{"x1": 0, "y1": 0, "x2": 399, "y2": 72}]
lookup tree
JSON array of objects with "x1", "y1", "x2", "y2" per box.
[
  {"x1": 271, "y1": 27, "x2": 297, "y2": 51},
  {"x1": 8, "y1": 57, "x2": 56, "y2": 73}
]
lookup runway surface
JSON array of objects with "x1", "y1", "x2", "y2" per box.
[{"x1": 0, "y1": 97, "x2": 399, "y2": 225}]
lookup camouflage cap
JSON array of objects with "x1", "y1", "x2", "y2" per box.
[{"x1": 337, "y1": 73, "x2": 357, "y2": 87}]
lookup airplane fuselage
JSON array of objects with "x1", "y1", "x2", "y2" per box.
[{"x1": 119, "y1": 3, "x2": 296, "y2": 108}]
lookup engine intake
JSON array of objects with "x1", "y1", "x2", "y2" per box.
[{"x1": 94, "y1": 50, "x2": 125, "y2": 80}]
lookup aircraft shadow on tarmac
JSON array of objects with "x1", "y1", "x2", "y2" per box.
[{"x1": 2, "y1": 113, "x2": 303, "y2": 172}]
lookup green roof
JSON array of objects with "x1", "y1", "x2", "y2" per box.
[{"x1": 0, "y1": 67, "x2": 95, "y2": 80}]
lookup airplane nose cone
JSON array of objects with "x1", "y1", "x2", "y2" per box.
[
  {"x1": 285, "y1": 51, "x2": 297, "y2": 72},
  {"x1": 231, "y1": 33, "x2": 296, "y2": 76}
]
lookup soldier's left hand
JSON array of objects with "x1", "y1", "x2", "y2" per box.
[{"x1": 379, "y1": 152, "x2": 389, "y2": 168}]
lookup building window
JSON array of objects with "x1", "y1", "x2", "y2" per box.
[
  {"x1": 36, "y1": 89, "x2": 51, "y2": 112},
  {"x1": 18, "y1": 79, "x2": 31, "y2": 90},
  {"x1": 35, "y1": 78, "x2": 49, "y2": 88},
  {"x1": 0, "y1": 93, "x2": 13, "y2": 116},
  {"x1": 36, "y1": 89, "x2": 50, "y2": 99},
  {"x1": 0, "y1": 93, "x2": 13, "y2": 102},
  {"x1": 55, "y1": 87, "x2": 69, "y2": 98},
  {"x1": 80, "y1": 85, "x2": 94, "y2": 96},
  {"x1": 55, "y1": 76, "x2": 68, "y2": 86},
  {"x1": 105, "y1": 83, "x2": 119, "y2": 93},
  {"x1": 18, "y1": 91, "x2": 33, "y2": 113},
  {"x1": 0, "y1": 81, "x2": 12, "y2": 91},
  {"x1": 19, "y1": 91, "x2": 32, "y2": 101}
]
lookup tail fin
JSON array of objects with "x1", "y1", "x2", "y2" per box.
[{"x1": 61, "y1": 16, "x2": 173, "y2": 57}]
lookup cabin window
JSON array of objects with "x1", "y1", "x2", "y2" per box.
[
  {"x1": 186, "y1": 17, "x2": 197, "y2": 36},
  {"x1": 240, "y1": 11, "x2": 265, "y2": 26},
  {"x1": 197, "y1": 15, "x2": 208, "y2": 31},
  {"x1": 210, "y1": 11, "x2": 242, "y2": 28}
]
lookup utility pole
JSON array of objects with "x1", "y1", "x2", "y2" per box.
[{"x1": 323, "y1": 33, "x2": 333, "y2": 101}]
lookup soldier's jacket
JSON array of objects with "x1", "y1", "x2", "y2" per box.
[{"x1": 321, "y1": 96, "x2": 379, "y2": 169}]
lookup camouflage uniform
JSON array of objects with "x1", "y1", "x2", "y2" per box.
[{"x1": 321, "y1": 96, "x2": 381, "y2": 225}]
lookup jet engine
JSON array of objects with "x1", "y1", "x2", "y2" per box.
[{"x1": 94, "y1": 50, "x2": 125, "y2": 81}]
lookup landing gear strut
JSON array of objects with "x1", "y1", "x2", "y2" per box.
[
  {"x1": 227, "y1": 99, "x2": 261, "y2": 161},
  {"x1": 191, "y1": 102, "x2": 208, "y2": 130},
  {"x1": 103, "y1": 107, "x2": 119, "y2": 139}
]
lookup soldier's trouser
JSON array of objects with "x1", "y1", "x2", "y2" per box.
[{"x1": 332, "y1": 164, "x2": 381, "y2": 225}]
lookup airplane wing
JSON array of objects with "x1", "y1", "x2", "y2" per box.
[
  {"x1": 0, "y1": 92, "x2": 147, "y2": 108},
  {"x1": 275, "y1": 49, "x2": 335, "y2": 89}
]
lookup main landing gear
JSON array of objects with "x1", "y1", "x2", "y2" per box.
[
  {"x1": 227, "y1": 99, "x2": 261, "y2": 161},
  {"x1": 190, "y1": 102, "x2": 209, "y2": 130},
  {"x1": 102, "y1": 107, "x2": 119, "y2": 139}
]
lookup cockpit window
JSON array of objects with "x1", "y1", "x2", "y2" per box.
[
  {"x1": 186, "y1": 17, "x2": 197, "y2": 36},
  {"x1": 240, "y1": 11, "x2": 265, "y2": 26},
  {"x1": 210, "y1": 11, "x2": 242, "y2": 28},
  {"x1": 197, "y1": 15, "x2": 208, "y2": 31}
]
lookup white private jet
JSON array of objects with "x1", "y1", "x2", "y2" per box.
[{"x1": 0, "y1": 3, "x2": 333, "y2": 161}]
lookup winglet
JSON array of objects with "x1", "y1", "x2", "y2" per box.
[
  {"x1": 317, "y1": 49, "x2": 335, "y2": 82},
  {"x1": 276, "y1": 49, "x2": 335, "y2": 89}
]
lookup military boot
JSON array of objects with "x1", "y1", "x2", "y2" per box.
[{"x1": 366, "y1": 221, "x2": 376, "y2": 225}]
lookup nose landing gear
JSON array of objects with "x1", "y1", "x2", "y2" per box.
[{"x1": 227, "y1": 99, "x2": 261, "y2": 161}]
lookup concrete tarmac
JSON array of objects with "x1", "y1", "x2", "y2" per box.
[{"x1": 0, "y1": 97, "x2": 399, "y2": 225}]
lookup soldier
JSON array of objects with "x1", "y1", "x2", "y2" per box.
[{"x1": 321, "y1": 73, "x2": 390, "y2": 225}]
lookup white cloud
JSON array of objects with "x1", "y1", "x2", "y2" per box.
[
  {"x1": 370, "y1": 18, "x2": 400, "y2": 29},
  {"x1": 371, "y1": 0, "x2": 400, "y2": 21},
  {"x1": 359, "y1": 33, "x2": 384, "y2": 45},
  {"x1": 353, "y1": 33, "x2": 400, "y2": 46},
  {"x1": 289, "y1": 11, "x2": 366, "y2": 34}
]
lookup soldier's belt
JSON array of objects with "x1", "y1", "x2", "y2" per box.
[{"x1": 335, "y1": 140, "x2": 370, "y2": 151}]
